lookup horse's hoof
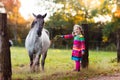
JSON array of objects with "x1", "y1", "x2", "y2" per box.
[
  {"x1": 30, "y1": 69, "x2": 35, "y2": 73},
  {"x1": 30, "y1": 67, "x2": 35, "y2": 73},
  {"x1": 35, "y1": 69, "x2": 40, "y2": 73},
  {"x1": 42, "y1": 70, "x2": 45, "y2": 73}
]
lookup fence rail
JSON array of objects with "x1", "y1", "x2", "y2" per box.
[{"x1": 11, "y1": 39, "x2": 116, "y2": 51}]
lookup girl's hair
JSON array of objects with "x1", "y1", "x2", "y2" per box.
[{"x1": 73, "y1": 24, "x2": 84, "y2": 35}]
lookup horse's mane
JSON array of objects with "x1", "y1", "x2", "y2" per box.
[{"x1": 31, "y1": 21, "x2": 36, "y2": 28}]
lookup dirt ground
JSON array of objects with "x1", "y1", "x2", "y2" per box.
[{"x1": 88, "y1": 73, "x2": 120, "y2": 80}]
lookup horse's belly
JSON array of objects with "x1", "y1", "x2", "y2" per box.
[
  {"x1": 41, "y1": 40, "x2": 50, "y2": 53},
  {"x1": 41, "y1": 35, "x2": 50, "y2": 53}
]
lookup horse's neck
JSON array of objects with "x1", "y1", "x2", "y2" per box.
[
  {"x1": 29, "y1": 28, "x2": 49, "y2": 39},
  {"x1": 31, "y1": 26, "x2": 38, "y2": 32},
  {"x1": 28, "y1": 27, "x2": 41, "y2": 41}
]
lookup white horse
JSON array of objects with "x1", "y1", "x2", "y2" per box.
[{"x1": 25, "y1": 13, "x2": 50, "y2": 72}]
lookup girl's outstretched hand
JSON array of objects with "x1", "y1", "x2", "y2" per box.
[
  {"x1": 54, "y1": 35, "x2": 63, "y2": 41},
  {"x1": 56, "y1": 35, "x2": 63, "y2": 38}
]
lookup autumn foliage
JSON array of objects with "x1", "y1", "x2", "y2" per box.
[
  {"x1": 0, "y1": 0, "x2": 29, "y2": 44},
  {"x1": 2, "y1": 0, "x2": 27, "y2": 24},
  {"x1": 114, "y1": 9, "x2": 120, "y2": 18}
]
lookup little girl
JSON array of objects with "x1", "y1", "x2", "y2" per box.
[{"x1": 61, "y1": 24, "x2": 85, "y2": 72}]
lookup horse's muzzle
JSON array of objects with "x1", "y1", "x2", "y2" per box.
[{"x1": 37, "y1": 30, "x2": 42, "y2": 37}]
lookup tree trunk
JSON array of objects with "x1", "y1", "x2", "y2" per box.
[
  {"x1": 0, "y1": 13, "x2": 12, "y2": 80},
  {"x1": 117, "y1": 29, "x2": 120, "y2": 62},
  {"x1": 81, "y1": 24, "x2": 89, "y2": 68}
]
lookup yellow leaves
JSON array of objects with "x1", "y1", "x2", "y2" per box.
[
  {"x1": 114, "y1": 9, "x2": 120, "y2": 18},
  {"x1": 17, "y1": 36, "x2": 22, "y2": 44},
  {"x1": 18, "y1": 18, "x2": 25, "y2": 24},
  {"x1": 8, "y1": 13, "x2": 14, "y2": 20},
  {"x1": 3, "y1": 0, "x2": 27, "y2": 25},
  {"x1": 74, "y1": 15, "x2": 84, "y2": 24},
  {"x1": 78, "y1": 10, "x2": 84, "y2": 15},
  {"x1": 13, "y1": 7, "x2": 18, "y2": 13},
  {"x1": 63, "y1": 15, "x2": 69, "y2": 21},
  {"x1": 102, "y1": 36, "x2": 108, "y2": 42},
  {"x1": 78, "y1": 0, "x2": 103, "y2": 10}
]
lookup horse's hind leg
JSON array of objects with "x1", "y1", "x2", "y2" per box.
[{"x1": 41, "y1": 51, "x2": 47, "y2": 71}]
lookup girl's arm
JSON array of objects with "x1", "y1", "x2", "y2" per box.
[
  {"x1": 62, "y1": 34, "x2": 74, "y2": 39},
  {"x1": 80, "y1": 35, "x2": 85, "y2": 55}
]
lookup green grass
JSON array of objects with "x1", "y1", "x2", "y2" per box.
[{"x1": 10, "y1": 47, "x2": 120, "y2": 80}]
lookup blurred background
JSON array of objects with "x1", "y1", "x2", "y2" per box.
[{"x1": 0, "y1": 0, "x2": 119, "y2": 51}]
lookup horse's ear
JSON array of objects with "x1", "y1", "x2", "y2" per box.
[
  {"x1": 33, "y1": 13, "x2": 37, "y2": 18},
  {"x1": 42, "y1": 13, "x2": 47, "y2": 18}
]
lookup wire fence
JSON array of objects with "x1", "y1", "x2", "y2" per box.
[{"x1": 10, "y1": 39, "x2": 116, "y2": 51}]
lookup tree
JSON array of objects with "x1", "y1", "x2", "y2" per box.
[
  {"x1": 109, "y1": 0, "x2": 120, "y2": 62},
  {"x1": 1, "y1": 0, "x2": 28, "y2": 45},
  {"x1": 95, "y1": 0, "x2": 120, "y2": 62},
  {"x1": 0, "y1": 13, "x2": 11, "y2": 80},
  {"x1": 115, "y1": 21, "x2": 120, "y2": 62}
]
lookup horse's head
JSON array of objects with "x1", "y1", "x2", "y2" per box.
[{"x1": 31, "y1": 13, "x2": 47, "y2": 37}]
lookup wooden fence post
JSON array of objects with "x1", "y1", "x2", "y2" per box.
[
  {"x1": 0, "y1": 13, "x2": 12, "y2": 80},
  {"x1": 81, "y1": 24, "x2": 89, "y2": 68}
]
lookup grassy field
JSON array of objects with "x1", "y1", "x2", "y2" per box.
[{"x1": 10, "y1": 47, "x2": 120, "y2": 80}]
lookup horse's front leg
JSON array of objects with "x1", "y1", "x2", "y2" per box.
[
  {"x1": 28, "y1": 51, "x2": 34, "y2": 72},
  {"x1": 32, "y1": 52, "x2": 41, "y2": 72},
  {"x1": 41, "y1": 51, "x2": 47, "y2": 71}
]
